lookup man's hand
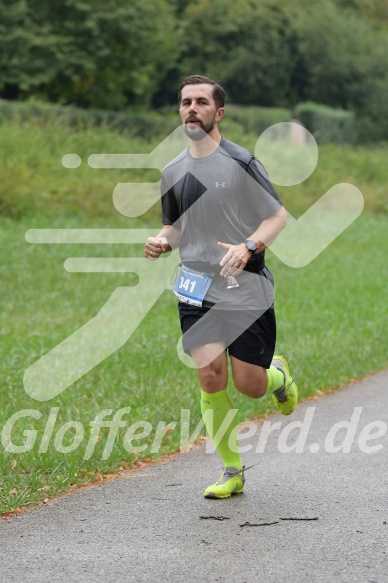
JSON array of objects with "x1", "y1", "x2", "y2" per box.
[
  {"x1": 218, "y1": 242, "x2": 252, "y2": 277},
  {"x1": 145, "y1": 236, "x2": 171, "y2": 260}
]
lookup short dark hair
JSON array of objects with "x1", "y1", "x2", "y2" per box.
[{"x1": 178, "y1": 75, "x2": 226, "y2": 110}]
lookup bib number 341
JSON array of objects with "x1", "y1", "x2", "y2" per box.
[
  {"x1": 178, "y1": 276, "x2": 197, "y2": 294},
  {"x1": 173, "y1": 264, "x2": 212, "y2": 307}
]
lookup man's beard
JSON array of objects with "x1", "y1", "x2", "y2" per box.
[{"x1": 183, "y1": 115, "x2": 216, "y2": 141}]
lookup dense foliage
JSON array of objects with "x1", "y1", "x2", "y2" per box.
[
  {"x1": 0, "y1": 0, "x2": 176, "y2": 108},
  {"x1": 1, "y1": 0, "x2": 388, "y2": 138}
]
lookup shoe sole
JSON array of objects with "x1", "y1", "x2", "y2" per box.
[
  {"x1": 273, "y1": 385, "x2": 297, "y2": 415},
  {"x1": 204, "y1": 490, "x2": 244, "y2": 499}
]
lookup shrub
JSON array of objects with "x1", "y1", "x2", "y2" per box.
[
  {"x1": 294, "y1": 102, "x2": 356, "y2": 144},
  {"x1": 226, "y1": 105, "x2": 292, "y2": 137},
  {"x1": 0, "y1": 99, "x2": 178, "y2": 139}
]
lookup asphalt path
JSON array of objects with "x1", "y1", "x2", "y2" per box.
[{"x1": 1, "y1": 371, "x2": 387, "y2": 583}]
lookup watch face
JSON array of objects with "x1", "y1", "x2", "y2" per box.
[{"x1": 246, "y1": 239, "x2": 257, "y2": 252}]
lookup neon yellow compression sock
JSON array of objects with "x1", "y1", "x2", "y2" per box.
[
  {"x1": 200, "y1": 389, "x2": 242, "y2": 469},
  {"x1": 266, "y1": 365, "x2": 285, "y2": 393}
]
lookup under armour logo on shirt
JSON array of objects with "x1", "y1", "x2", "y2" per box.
[{"x1": 215, "y1": 181, "x2": 226, "y2": 187}]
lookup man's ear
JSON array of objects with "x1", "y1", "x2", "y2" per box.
[{"x1": 216, "y1": 107, "x2": 225, "y2": 122}]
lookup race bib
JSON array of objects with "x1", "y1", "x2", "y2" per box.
[{"x1": 173, "y1": 264, "x2": 213, "y2": 307}]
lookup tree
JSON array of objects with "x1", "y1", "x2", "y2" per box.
[
  {"x1": 292, "y1": 1, "x2": 388, "y2": 111},
  {"x1": 176, "y1": 0, "x2": 296, "y2": 106},
  {"x1": 0, "y1": 0, "x2": 178, "y2": 108}
]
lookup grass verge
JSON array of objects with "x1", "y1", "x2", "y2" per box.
[
  {"x1": 0, "y1": 211, "x2": 387, "y2": 513},
  {"x1": 1, "y1": 116, "x2": 387, "y2": 219}
]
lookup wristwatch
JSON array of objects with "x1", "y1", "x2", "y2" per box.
[{"x1": 245, "y1": 239, "x2": 257, "y2": 256}]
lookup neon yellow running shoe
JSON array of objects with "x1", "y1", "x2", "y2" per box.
[
  {"x1": 271, "y1": 355, "x2": 298, "y2": 416},
  {"x1": 204, "y1": 466, "x2": 245, "y2": 499}
]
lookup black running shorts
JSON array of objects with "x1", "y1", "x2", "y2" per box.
[{"x1": 178, "y1": 301, "x2": 276, "y2": 368}]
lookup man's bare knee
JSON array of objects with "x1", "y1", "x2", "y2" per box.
[
  {"x1": 198, "y1": 363, "x2": 227, "y2": 393},
  {"x1": 191, "y1": 344, "x2": 227, "y2": 393}
]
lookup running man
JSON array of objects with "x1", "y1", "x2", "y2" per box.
[{"x1": 145, "y1": 75, "x2": 297, "y2": 499}]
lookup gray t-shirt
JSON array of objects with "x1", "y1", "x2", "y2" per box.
[{"x1": 161, "y1": 138, "x2": 282, "y2": 309}]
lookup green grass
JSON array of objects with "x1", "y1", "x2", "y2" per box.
[
  {"x1": 0, "y1": 117, "x2": 163, "y2": 220},
  {"x1": 1, "y1": 116, "x2": 387, "y2": 220},
  {"x1": 277, "y1": 142, "x2": 388, "y2": 215},
  {"x1": 0, "y1": 211, "x2": 387, "y2": 513},
  {"x1": 0, "y1": 111, "x2": 387, "y2": 512}
]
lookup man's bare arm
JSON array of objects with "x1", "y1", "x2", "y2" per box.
[
  {"x1": 218, "y1": 207, "x2": 287, "y2": 277},
  {"x1": 247, "y1": 206, "x2": 287, "y2": 252}
]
